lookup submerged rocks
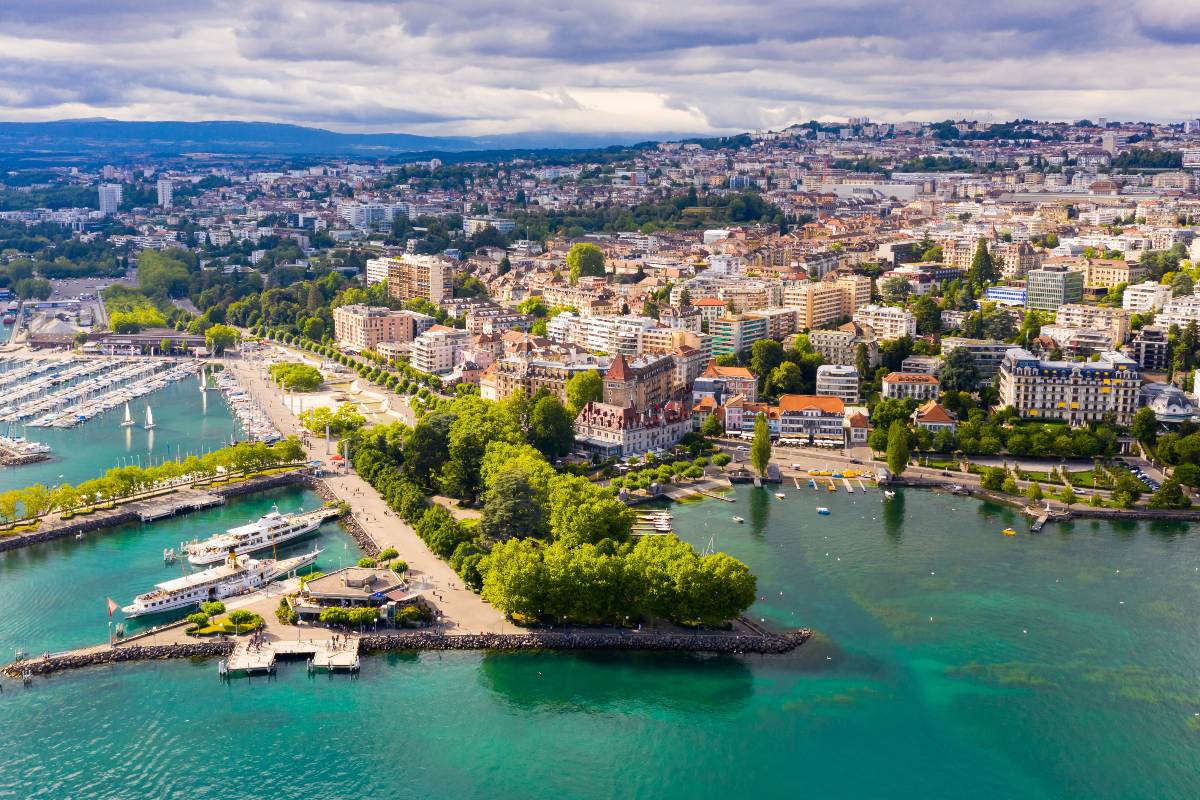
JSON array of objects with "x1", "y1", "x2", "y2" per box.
[{"x1": 358, "y1": 629, "x2": 812, "y2": 655}]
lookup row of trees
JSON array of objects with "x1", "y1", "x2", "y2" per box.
[{"x1": 0, "y1": 438, "x2": 304, "y2": 524}]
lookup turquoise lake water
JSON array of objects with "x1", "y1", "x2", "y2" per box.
[
  {"x1": 0, "y1": 378, "x2": 242, "y2": 492},
  {"x1": 2, "y1": 484, "x2": 1199, "y2": 799}
]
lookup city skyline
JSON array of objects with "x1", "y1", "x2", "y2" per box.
[{"x1": 1, "y1": 1, "x2": 1198, "y2": 136}]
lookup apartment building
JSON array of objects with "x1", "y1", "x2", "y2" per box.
[
  {"x1": 711, "y1": 313, "x2": 768, "y2": 357},
  {"x1": 810, "y1": 323, "x2": 879, "y2": 368},
  {"x1": 852, "y1": 304, "x2": 916, "y2": 340},
  {"x1": 997, "y1": 348, "x2": 1140, "y2": 426},
  {"x1": 816, "y1": 364, "x2": 860, "y2": 404},
  {"x1": 382, "y1": 254, "x2": 455, "y2": 305},
  {"x1": 782, "y1": 274, "x2": 871, "y2": 329},
  {"x1": 1026, "y1": 266, "x2": 1084, "y2": 311},
  {"x1": 1129, "y1": 326, "x2": 1170, "y2": 370},
  {"x1": 993, "y1": 240, "x2": 1041, "y2": 279},
  {"x1": 1054, "y1": 304, "x2": 1130, "y2": 347},
  {"x1": 723, "y1": 395, "x2": 847, "y2": 444},
  {"x1": 1123, "y1": 281, "x2": 1173, "y2": 314},
  {"x1": 881, "y1": 372, "x2": 940, "y2": 401},
  {"x1": 1155, "y1": 294, "x2": 1200, "y2": 328},
  {"x1": 409, "y1": 326, "x2": 471, "y2": 375},
  {"x1": 487, "y1": 354, "x2": 609, "y2": 403},
  {"x1": 940, "y1": 337, "x2": 1013, "y2": 380},
  {"x1": 692, "y1": 362, "x2": 758, "y2": 404},
  {"x1": 573, "y1": 400, "x2": 692, "y2": 458},
  {"x1": 332, "y1": 305, "x2": 435, "y2": 350},
  {"x1": 1046, "y1": 257, "x2": 1146, "y2": 290}
]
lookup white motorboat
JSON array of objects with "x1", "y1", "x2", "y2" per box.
[
  {"x1": 183, "y1": 506, "x2": 326, "y2": 566},
  {"x1": 122, "y1": 548, "x2": 321, "y2": 617}
]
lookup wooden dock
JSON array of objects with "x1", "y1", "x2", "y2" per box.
[
  {"x1": 220, "y1": 638, "x2": 360, "y2": 678},
  {"x1": 842, "y1": 478, "x2": 853, "y2": 493}
]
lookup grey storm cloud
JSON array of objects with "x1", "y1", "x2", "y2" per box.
[{"x1": 0, "y1": 0, "x2": 1196, "y2": 134}]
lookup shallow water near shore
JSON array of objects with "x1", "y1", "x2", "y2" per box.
[
  {"x1": 0, "y1": 378, "x2": 242, "y2": 492},
  {"x1": 2, "y1": 484, "x2": 1200, "y2": 799}
]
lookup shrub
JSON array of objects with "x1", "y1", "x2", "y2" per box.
[
  {"x1": 186, "y1": 612, "x2": 209, "y2": 627},
  {"x1": 228, "y1": 609, "x2": 257, "y2": 626},
  {"x1": 379, "y1": 548, "x2": 399, "y2": 560},
  {"x1": 357, "y1": 556, "x2": 377, "y2": 568},
  {"x1": 390, "y1": 559, "x2": 408, "y2": 574},
  {"x1": 200, "y1": 601, "x2": 225, "y2": 617}
]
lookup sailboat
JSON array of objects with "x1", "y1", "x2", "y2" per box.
[
  {"x1": 120, "y1": 401, "x2": 136, "y2": 428},
  {"x1": 144, "y1": 405, "x2": 156, "y2": 430}
]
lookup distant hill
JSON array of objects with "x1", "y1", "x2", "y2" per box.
[{"x1": 0, "y1": 119, "x2": 678, "y2": 157}]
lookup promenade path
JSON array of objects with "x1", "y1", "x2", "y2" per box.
[{"x1": 225, "y1": 355, "x2": 507, "y2": 635}]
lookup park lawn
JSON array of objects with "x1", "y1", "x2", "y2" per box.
[{"x1": 919, "y1": 457, "x2": 962, "y2": 470}]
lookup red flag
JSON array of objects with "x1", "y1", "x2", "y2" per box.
[{"x1": 106, "y1": 598, "x2": 119, "y2": 618}]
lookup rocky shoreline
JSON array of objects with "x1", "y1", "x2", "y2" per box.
[
  {"x1": 309, "y1": 476, "x2": 380, "y2": 555},
  {"x1": 3, "y1": 642, "x2": 234, "y2": 678}
]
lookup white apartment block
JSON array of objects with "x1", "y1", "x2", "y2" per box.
[
  {"x1": 98, "y1": 183, "x2": 122, "y2": 216},
  {"x1": 997, "y1": 348, "x2": 1140, "y2": 427},
  {"x1": 881, "y1": 372, "x2": 940, "y2": 401},
  {"x1": 815, "y1": 364, "x2": 860, "y2": 404},
  {"x1": 1054, "y1": 304, "x2": 1130, "y2": 347},
  {"x1": 852, "y1": 305, "x2": 916, "y2": 340},
  {"x1": 1123, "y1": 281, "x2": 1173, "y2": 314},
  {"x1": 1155, "y1": 295, "x2": 1200, "y2": 329},
  {"x1": 156, "y1": 178, "x2": 173, "y2": 209},
  {"x1": 409, "y1": 328, "x2": 471, "y2": 375}
]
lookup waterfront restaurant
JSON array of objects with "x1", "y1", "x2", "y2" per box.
[{"x1": 295, "y1": 567, "x2": 403, "y2": 611}]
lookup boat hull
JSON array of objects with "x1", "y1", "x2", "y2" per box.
[{"x1": 185, "y1": 517, "x2": 322, "y2": 566}]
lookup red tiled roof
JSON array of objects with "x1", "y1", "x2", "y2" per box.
[
  {"x1": 914, "y1": 401, "x2": 956, "y2": 424},
  {"x1": 606, "y1": 353, "x2": 632, "y2": 380},
  {"x1": 882, "y1": 372, "x2": 939, "y2": 385},
  {"x1": 777, "y1": 394, "x2": 845, "y2": 414}
]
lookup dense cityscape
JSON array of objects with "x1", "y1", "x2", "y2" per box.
[{"x1": 3, "y1": 1, "x2": 1200, "y2": 796}]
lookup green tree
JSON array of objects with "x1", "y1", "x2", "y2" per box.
[
  {"x1": 205, "y1": 323, "x2": 240, "y2": 355},
  {"x1": 566, "y1": 242, "x2": 605, "y2": 283},
  {"x1": 1148, "y1": 478, "x2": 1191, "y2": 509},
  {"x1": 980, "y1": 466, "x2": 1005, "y2": 490},
  {"x1": 547, "y1": 474, "x2": 634, "y2": 547},
  {"x1": 480, "y1": 466, "x2": 547, "y2": 541},
  {"x1": 880, "y1": 275, "x2": 912, "y2": 304},
  {"x1": 700, "y1": 414, "x2": 724, "y2": 437},
  {"x1": 939, "y1": 347, "x2": 981, "y2": 393},
  {"x1": 1026, "y1": 481, "x2": 1044, "y2": 502},
  {"x1": 750, "y1": 338, "x2": 784, "y2": 388},
  {"x1": 564, "y1": 369, "x2": 603, "y2": 416},
  {"x1": 967, "y1": 238, "x2": 998, "y2": 286},
  {"x1": 1131, "y1": 407, "x2": 1157, "y2": 445},
  {"x1": 527, "y1": 395, "x2": 575, "y2": 461},
  {"x1": 1059, "y1": 485, "x2": 1077, "y2": 507},
  {"x1": 886, "y1": 420, "x2": 910, "y2": 476},
  {"x1": 750, "y1": 412, "x2": 772, "y2": 476}
]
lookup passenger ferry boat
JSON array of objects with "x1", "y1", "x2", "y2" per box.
[
  {"x1": 183, "y1": 506, "x2": 326, "y2": 566},
  {"x1": 121, "y1": 549, "x2": 321, "y2": 617}
]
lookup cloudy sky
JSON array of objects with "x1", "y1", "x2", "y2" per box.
[{"x1": 0, "y1": 1, "x2": 1198, "y2": 136}]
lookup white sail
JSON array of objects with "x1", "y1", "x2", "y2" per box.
[
  {"x1": 144, "y1": 405, "x2": 155, "y2": 429},
  {"x1": 121, "y1": 401, "x2": 135, "y2": 427}
]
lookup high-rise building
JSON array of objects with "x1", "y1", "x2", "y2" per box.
[
  {"x1": 332, "y1": 305, "x2": 435, "y2": 350},
  {"x1": 381, "y1": 255, "x2": 455, "y2": 306},
  {"x1": 98, "y1": 183, "x2": 122, "y2": 216},
  {"x1": 816, "y1": 364, "x2": 860, "y2": 404},
  {"x1": 156, "y1": 178, "x2": 173, "y2": 209},
  {"x1": 1026, "y1": 266, "x2": 1084, "y2": 311}
]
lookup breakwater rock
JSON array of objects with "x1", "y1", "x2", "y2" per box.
[
  {"x1": 3, "y1": 642, "x2": 234, "y2": 678},
  {"x1": 359, "y1": 628, "x2": 812, "y2": 655}
]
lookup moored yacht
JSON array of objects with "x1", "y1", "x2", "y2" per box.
[
  {"x1": 183, "y1": 506, "x2": 330, "y2": 566},
  {"x1": 121, "y1": 548, "x2": 321, "y2": 617}
]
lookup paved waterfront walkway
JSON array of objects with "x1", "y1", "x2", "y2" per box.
[{"x1": 226, "y1": 356, "x2": 507, "y2": 635}]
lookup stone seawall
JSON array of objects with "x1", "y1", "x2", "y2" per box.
[
  {"x1": 3, "y1": 642, "x2": 234, "y2": 678},
  {"x1": 360, "y1": 628, "x2": 812, "y2": 655},
  {"x1": 209, "y1": 469, "x2": 308, "y2": 498}
]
